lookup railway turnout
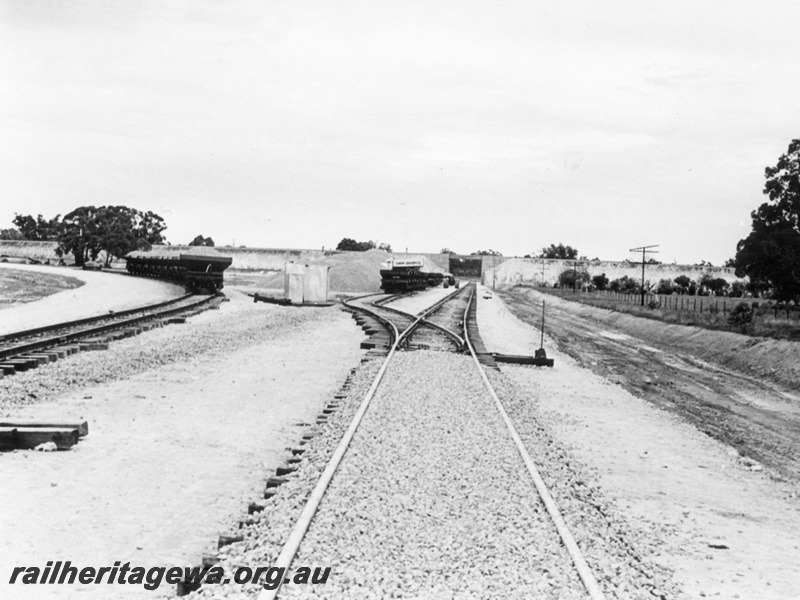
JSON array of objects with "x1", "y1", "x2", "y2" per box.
[{"x1": 234, "y1": 283, "x2": 608, "y2": 600}]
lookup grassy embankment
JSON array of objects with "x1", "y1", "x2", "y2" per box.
[{"x1": 0, "y1": 270, "x2": 84, "y2": 309}]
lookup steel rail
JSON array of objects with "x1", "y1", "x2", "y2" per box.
[
  {"x1": 370, "y1": 292, "x2": 406, "y2": 307},
  {"x1": 0, "y1": 294, "x2": 217, "y2": 362},
  {"x1": 259, "y1": 283, "x2": 601, "y2": 600},
  {"x1": 461, "y1": 286, "x2": 607, "y2": 600},
  {"x1": 346, "y1": 289, "x2": 465, "y2": 349},
  {"x1": 379, "y1": 286, "x2": 466, "y2": 350},
  {"x1": 258, "y1": 293, "x2": 442, "y2": 600},
  {"x1": 343, "y1": 293, "x2": 412, "y2": 346},
  {"x1": 0, "y1": 292, "x2": 195, "y2": 344}
]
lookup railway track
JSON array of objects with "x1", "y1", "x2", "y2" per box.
[
  {"x1": 0, "y1": 293, "x2": 221, "y2": 376},
  {"x1": 244, "y1": 283, "x2": 606, "y2": 599}
]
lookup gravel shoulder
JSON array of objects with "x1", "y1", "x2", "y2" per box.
[
  {"x1": 0, "y1": 263, "x2": 184, "y2": 335},
  {"x1": 0, "y1": 290, "x2": 364, "y2": 599},
  {"x1": 476, "y1": 284, "x2": 800, "y2": 600},
  {"x1": 496, "y1": 287, "x2": 800, "y2": 484}
]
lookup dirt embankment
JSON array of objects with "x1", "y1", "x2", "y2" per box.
[
  {"x1": 514, "y1": 287, "x2": 800, "y2": 391},
  {"x1": 499, "y1": 286, "x2": 800, "y2": 484}
]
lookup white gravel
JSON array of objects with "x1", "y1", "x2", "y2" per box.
[
  {"x1": 0, "y1": 263, "x2": 184, "y2": 335},
  {"x1": 0, "y1": 292, "x2": 323, "y2": 412},
  {"x1": 179, "y1": 359, "x2": 385, "y2": 600},
  {"x1": 0, "y1": 291, "x2": 365, "y2": 600},
  {"x1": 383, "y1": 286, "x2": 455, "y2": 316},
  {"x1": 477, "y1": 285, "x2": 800, "y2": 599},
  {"x1": 173, "y1": 288, "x2": 687, "y2": 600},
  {"x1": 281, "y1": 351, "x2": 586, "y2": 600},
  {"x1": 484, "y1": 371, "x2": 679, "y2": 600},
  {"x1": 182, "y1": 352, "x2": 591, "y2": 600}
]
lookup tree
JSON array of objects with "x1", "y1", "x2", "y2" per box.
[
  {"x1": 12, "y1": 214, "x2": 61, "y2": 240},
  {"x1": 673, "y1": 275, "x2": 692, "y2": 295},
  {"x1": 440, "y1": 248, "x2": 456, "y2": 254},
  {"x1": 336, "y1": 238, "x2": 375, "y2": 252},
  {"x1": 55, "y1": 206, "x2": 99, "y2": 266},
  {"x1": 609, "y1": 275, "x2": 640, "y2": 294},
  {"x1": 0, "y1": 228, "x2": 23, "y2": 240},
  {"x1": 699, "y1": 274, "x2": 730, "y2": 296},
  {"x1": 656, "y1": 278, "x2": 675, "y2": 295},
  {"x1": 729, "y1": 280, "x2": 747, "y2": 297},
  {"x1": 592, "y1": 273, "x2": 609, "y2": 290},
  {"x1": 558, "y1": 268, "x2": 591, "y2": 290},
  {"x1": 734, "y1": 139, "x2": 800, "y2": 302},
  {"x1": 55, "y1": 205, "x2": 167, "y2": 266},
  {"x1": 471, "y1": 249, "x2": 502, "y2": 256},
  {"x1": 189, "y1": 235, "x2": 215, "y2": 247},
  {"x1": 134, "y1": 209, "x2": 167, "y2": 247},
  {"x1": 539, "y1": 243, "x2": 578, "y2": 259},
  {"x1": 710, "y1": 278, "x2": 730, "y2": 296},
  {"x1": 727, "y1": 303, "x2": 754, "y2": 331}
]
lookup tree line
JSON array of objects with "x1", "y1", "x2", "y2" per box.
[
  {"x1": 2, "y1": 205, "x2": 228, "y2": 266},
  {"x1": 534, "y1": 136, "x2": 800, "y2": 304},
  {"x1": 3, "y1": 206, "x2": 167, "y2": 266},
  {"x1": 555, "y1": 269, "x2": 750, "y2": 299},
  {"x1": 3, "y1": 137, "x2": 796, "y2": 297},
  {"x1": 3, "y1": 206, "x2": 167, "y2": 267},
  {"x1": 335, "y1": 238, "x2": 392, "y2": 252}
]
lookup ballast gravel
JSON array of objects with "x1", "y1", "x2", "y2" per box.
[
  {"x1": 0, "y1": 295, "x2": 333, "y2": 414},
  {"x1": 183, "y1": 351, "x2": 591, "y2": 600},
  {"x1": 175, "y1": 358, "x2": 384, "y2": 600},
  {"x1": 179, "y1": 353, "x2": 683, "y2": 599},
  {"x1": 281, "y1": 351, "x2": 586, "y2": 600},
  {"x1": 484, "y1": 370, "x2": 682, "y2": 600}
]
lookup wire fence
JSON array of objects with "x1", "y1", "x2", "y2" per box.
[{"x1": 522, "y1": 286, "x2": 800, "y2": 337}]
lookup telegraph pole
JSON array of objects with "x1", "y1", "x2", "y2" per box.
[
  {"x1": 540, "y1": 259, "x2": 545, "y2": 287},
  {"x1": 572, "y1": 260, "x2": 578, "y2": 293},
  {"x1": 629, "y1": 245, "x2": 659, "y2": 306}
]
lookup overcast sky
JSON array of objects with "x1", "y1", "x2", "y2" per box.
[{"x1": 1, "y1": 0, "x2": 798, "y2": 263}]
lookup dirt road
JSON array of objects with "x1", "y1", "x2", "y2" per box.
[{"x1": 498, "y1": 286, "x2": 800, "y2": 486}]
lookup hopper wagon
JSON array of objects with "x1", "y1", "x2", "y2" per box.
[{"x1": 125, "y1": 250, "x2": 232, "y2": 293}]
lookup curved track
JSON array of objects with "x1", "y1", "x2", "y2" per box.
[
  {"x1": 257, "y1": 283, "x2": 606, "y2": 600},
  {"x1": 0, "y1": 293, "x2": 220, "y2": 373}
]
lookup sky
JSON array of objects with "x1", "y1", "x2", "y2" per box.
[{"x1": 1, "y1": 0, "x2": 798, "y2": 264}]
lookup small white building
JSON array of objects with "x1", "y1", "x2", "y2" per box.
[{"x1": 284, "y1": 262, "x2": 330, "y2": 303}]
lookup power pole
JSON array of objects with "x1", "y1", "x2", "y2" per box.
[
  {"x1": 541, "y1": 259, "x2": 545, "y2": 287},
  {"x1": 572, "y1": 260, "x2": 577, "y2": 293},
  {"x1": 629, "y1": 245, "x2": 659, "y2": 306}
]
